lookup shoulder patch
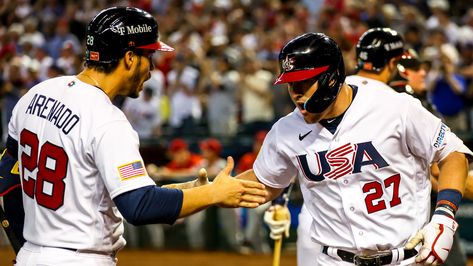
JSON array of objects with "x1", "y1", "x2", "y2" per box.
[{"x1": 118, "y1": 161, "x2": 146, "y2": 180}]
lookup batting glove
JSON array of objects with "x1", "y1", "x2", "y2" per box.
[
  {"x1": 404, "y1": 214, "x2": 458, "y2": 265},
  {"x1": 263, "y1": 205, "x2": 291, "y2": 240}
]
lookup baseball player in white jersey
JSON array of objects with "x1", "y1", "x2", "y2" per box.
[
  {"x1": 351, "y1": 28, "x2": 469, "y2": 266},
  {"x1": 0, "y1": 7, "x2": 268, "y2": 265},
  {"x1": 236, "y1": 32, "x2": 472, "y2": 266}
]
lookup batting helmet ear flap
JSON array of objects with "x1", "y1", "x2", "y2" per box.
[{"x1": 304, "y1": 55, "x2": 345, "y2": 113}]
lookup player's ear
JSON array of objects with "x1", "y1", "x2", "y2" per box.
[
  {"x1": 388, "y1": 58, "x2": 398, "y2": 71},
  {"x1": 123, "y1": 50, "x2": 135, "y2": 69}
]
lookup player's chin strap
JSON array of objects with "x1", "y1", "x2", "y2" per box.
[{"x1": 322, "y1": 246, "x2": 418, "y2": 266}]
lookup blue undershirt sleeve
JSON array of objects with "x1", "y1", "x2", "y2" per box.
[
  {"x1": 1, "y1": 135, "x2": 25, "y2": 245},
  {"x1": 3, "y1": 186, "x2": 26, "y2": 245},
  {"x1": 113, "y1": 185, "x2": 183, "y2": 226}
]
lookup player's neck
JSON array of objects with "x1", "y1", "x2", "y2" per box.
[
  {"x1": 325, "y1": 83, "x2": 353, "y2": 119},
  {"x1": 77, "y1": 70, "x2": 115, "y2": 99},
  {"x1": 357, "y1": 70, "x2": 390, "y2": 84}
]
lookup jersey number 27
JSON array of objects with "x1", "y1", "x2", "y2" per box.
[
  {"x1": 20, "y1": 129, "x2": 69, "y2": 210},
  {"x1": 362, "y1": 173, "x2": 402, "y2": 214}
]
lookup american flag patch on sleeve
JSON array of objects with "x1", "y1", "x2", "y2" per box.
[{"x1": 118, "y1": 161, "x2": 146, "y2": 180}]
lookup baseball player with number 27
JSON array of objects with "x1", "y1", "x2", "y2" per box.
[
  {"x1": 0, "y1": 6, "x2": 268, "y2": 266},
  {"x1": 236, "y1": 32, "x2": 472, "y2": 266}
]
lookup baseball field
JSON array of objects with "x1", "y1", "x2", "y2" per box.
[
  {"x1": 0, "y1": 247, "x2": 297, "y2": 266},
  {"x1": 4, "y1": 247, "x2": 473, "y2": 265}
]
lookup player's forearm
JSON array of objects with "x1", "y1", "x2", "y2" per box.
[
  {"x1": 236, "y1": 169, "x2": 283, "y2": 202},
  {"x1": 437, "y1": 151, "x2": 469, "y2": 193},
  {"x1": 179, "y1": 184, "x2": 217, "y2": 217},
  {"x1": 463, "y1": 172, "x2": 473, "y2": 200}
]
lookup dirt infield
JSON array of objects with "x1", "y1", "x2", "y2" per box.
[{"x1": 0, "y1": 247, "x2": 297, "y2": 266}]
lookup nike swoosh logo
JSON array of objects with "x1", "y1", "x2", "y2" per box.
[{"x1": 298, "y1": 130, "x2": 312, "y2": 141}]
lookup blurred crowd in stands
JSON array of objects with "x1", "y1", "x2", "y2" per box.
[{"x1": 2, "y1": 0, "x2": 473, "y2": 254}]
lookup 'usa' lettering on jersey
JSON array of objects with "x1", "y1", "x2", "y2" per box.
[{"x1": 297, "y1": 141, "x2": 388, "y2": 181}]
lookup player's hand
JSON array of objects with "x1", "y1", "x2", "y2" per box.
[
  {"x1": 264, "y1": 205, "x2": 291, "y2": 240},
  {"x1": 162, "y1": 168, "x2": 209, "y2": 189},
  {"x1": 146, "y1": 163, "x2": 160, "y2": 178},
  {"x1": 404, "y1": 214, "x2": 458, "y2": 265},
  {"x1": 211, "y1": 156, "x2": 267, "y2": 208}
]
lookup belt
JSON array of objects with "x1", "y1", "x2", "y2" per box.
[
  {"x1": 322, "y1": 246, "x2": 418, "y2": 266},
  {"x1": 23, "y1": 242, "x2": 116, "y2": 257},
  {"x1": 57, "y1": 247, "x2": 116, "y2": 257}
]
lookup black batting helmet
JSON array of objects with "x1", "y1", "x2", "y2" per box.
[
  {"x1": 85, "y1": 6, "x2": 174, "y2": 64},
  {"x1": 274, "y1": 32, "x2": 345, "y2": 113},
  {"x1": 356, "y1": 28, "x2": 404, "y2": 73},
  {"x1": 397, "y1": 49, "x2": 422, "y2": 72}
]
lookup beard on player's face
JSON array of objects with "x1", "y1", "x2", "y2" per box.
[{"x1": 127, "y1": 58, "x2": 147, "y2": 98}]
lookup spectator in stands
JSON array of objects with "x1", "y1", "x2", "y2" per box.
[
  {"x1": 123, "y1": 87, "x2": 162, "y2": 139},
  {"x1": 201, "y1": 55, "x2": 239, "y2": 137},
  {"x1": 238, "y1": 53, "x2": 274, "y2": 135},
  {"x1": 144, "y1": 55, "x2": 169, "y2": 127},
  {"x1": 18, "y1": 17, "x2": 45, "y2": 51},
  {"x1": 425, "y1": 0, "x2": 460, "y2": 44},
  {"x1": 167, "y1": 53, "x2": 201, "y2": 136},
  {"x1": 1, "y1": 57, "x2": 27, "y2": 142},
  {"x1": 423, "y1": 29, "x2": 468, "y2": 132},
  {"x1": 44, "y1": 17, "x2": 81, "y2": 60},
  {"x1": 56, "y1": 40, "x2": 80, "y2": 75},
  {"x1": 34, "y1": 46, "x2": 54, "y2": 82},
  {"x1": 147, "y1": 138, "x2": 203, "y2": 180}
]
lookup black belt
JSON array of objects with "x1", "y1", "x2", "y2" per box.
[
  {"x1": 322, "y1": 246, "x2": 418, "y2": 266},
  {"x1": 56, "y1": 247, "x2": 116, "y2": 257}
]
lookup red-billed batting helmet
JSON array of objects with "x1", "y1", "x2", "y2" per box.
[
  {"x1": 274, "y1": 32, "x2": 345, "y2": 113},
  {"x1": 85, "y1": 6, "x2": 174, "y2": 64}
]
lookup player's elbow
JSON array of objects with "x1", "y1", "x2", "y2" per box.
[
  {"x1": 114, "y1": 185, "x2": 183, "y2": 226},
  {"x1": 122, "y1": 215, "x2": 145, "y2": 226}
]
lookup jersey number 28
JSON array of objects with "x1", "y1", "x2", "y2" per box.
[{"x1": 20, "y1": 129, "x2": 69, "y2": 210}]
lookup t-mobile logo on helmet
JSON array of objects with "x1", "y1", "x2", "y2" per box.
[
  {"x1": 384, "y1": 41, "x2": 403, "y2": 51},
  {"x1": 111, "y1": 24, "x2": 152, "y2": 35}
]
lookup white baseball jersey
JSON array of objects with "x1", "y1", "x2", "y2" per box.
[
  {"x1": 8, "y1": 76, "x2": 156, "y2": 253},
  {"x1": 253, "y1": 76, "x2": 472, "y2": 262}
]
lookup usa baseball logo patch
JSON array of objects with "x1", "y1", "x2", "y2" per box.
[
  {"x1": 118, "y1": 161, "x2": 145, "y2": 180},
  {"x1": 282, "y1": 55, "x2": 295, "y2": 71}
]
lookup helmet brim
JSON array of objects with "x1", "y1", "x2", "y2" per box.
[
  {"x1": 137, "y1": 41, "x2": 174, "y2": 52},
  {"x1": 274, "y1": 65, "x2": 329, "y2": 85}
]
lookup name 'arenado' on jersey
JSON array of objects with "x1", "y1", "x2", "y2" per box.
[{"x1": 25, "y1": 93, "x2": 80, "y2": 135}]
